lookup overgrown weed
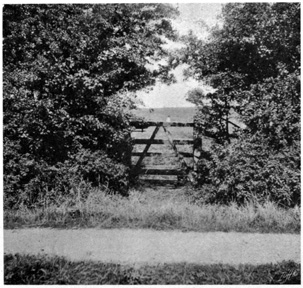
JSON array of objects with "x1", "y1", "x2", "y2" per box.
[
  {"x1": 4, "y1": 253, "x2": 300, "y2": 284},
  {"x1": 4, "y1": 186, "x2": 300, "y2": 233}
]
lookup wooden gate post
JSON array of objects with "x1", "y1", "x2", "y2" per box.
[
  {"x1": 126, "y1": 132, "x2": 132, "y2": 168},
  {"x1": 193, "y1": 121, "x2": 202, "y2": 173}
]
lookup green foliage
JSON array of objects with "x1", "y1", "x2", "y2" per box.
[
  {"x1": 182, "y1": 3, "x2": 300, "y2": 207},
  {"x1": 199, "y1": 138, "x2": 300, "y2": 207},
  {"x1": 241, "y1": 71, "x2": 300, "y2": 150},
  {"x1": 4, "y1": 254, "x2": 300, "y2": 284},
  {"x1": 3, "y1": 4, "x2": 178, "y2": 208},
  {"x1": 5, "y1": 188, "x2": 300, "y2": 233}
]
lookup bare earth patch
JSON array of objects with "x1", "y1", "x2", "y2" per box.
[{"x1": 4, "y1": 228, "x2": 300, "y2": 266}]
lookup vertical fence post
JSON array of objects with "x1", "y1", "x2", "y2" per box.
[
  {"x1": 193, "y1": 121, "x2": 202, "y2": 173},
  {"x1": 126, "y1": 131, "x2": 133, "y2": 187},
  {"x1": 126, "y1": 131, "x2": 132, "y2": 168}
]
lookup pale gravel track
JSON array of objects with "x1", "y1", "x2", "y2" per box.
[{"x1": 4, "y1": 228, "x2": 300, "y2": 266}]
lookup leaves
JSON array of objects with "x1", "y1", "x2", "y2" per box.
[
  {"x1": 185, "y1": 3, "x2": 300, "y2": 207},
  {"x1": 3, "y1": 4, "x2": 178, "y2": 207}
]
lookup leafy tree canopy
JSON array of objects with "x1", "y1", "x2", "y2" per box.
[
  {"x1": 182, "y1": 2, "x2": 300, "y2": 144},
  {"x1": 3, "y1": 4, "x2": 178, "y2": 207},
  {"x1": 182, "y1": 3, "x2": 300, "y2": 206}
]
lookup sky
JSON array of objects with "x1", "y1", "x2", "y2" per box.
[{"x1": 136, "y1": 3, "x2": 223, "y2": 108}]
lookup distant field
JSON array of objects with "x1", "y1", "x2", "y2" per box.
[
  {"x1": 131, "y1": 106, "x2": 244, "y2": 129},
  {"x1": 132, "y1": 107, "x2": 197, "y2": 123}
]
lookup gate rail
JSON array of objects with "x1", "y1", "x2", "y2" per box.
[
  {"x1": 130, "y1": 118, "x2": 240, "y2": 185},
  {"x1": 130, "y1": 121, "x2": 198, "y2": 185}
]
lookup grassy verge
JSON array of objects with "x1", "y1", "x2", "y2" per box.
[
  {"x1": 4, "y1": 187, "x2": 300, "y2": 233},
  {"x1": 4, "y1": 253, "x2": 300, "y2": 284}
]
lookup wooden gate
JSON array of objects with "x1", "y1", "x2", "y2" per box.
[{"x1": 130, "y1": 121, "x2": 201, "y2": 185}]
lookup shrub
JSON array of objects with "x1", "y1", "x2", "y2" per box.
[
  {"x1": 3, "y1": 4, "x2": 178, "y2": 208},
  {"x1": 193, "y1": 136, "x2": 300, "y2": 207},
  {"x1": 183, "y1": 3, "x2": 300, "y2": 208}
]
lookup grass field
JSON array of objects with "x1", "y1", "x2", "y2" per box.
[
  {"x1": 131, "y1": 106, "x2": 244, "y2": 128},
  {"x1": 132, "y1": 107, "x2": 197, "y2": 123},
  {"x1": 4, "y1": 253, "x2": 300, "y2": 284},
  {"x1": 5, "y1": 187, "x2": 300, "y2": 233}
]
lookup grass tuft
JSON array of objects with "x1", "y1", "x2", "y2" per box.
[
  {"x1": 4, "y1": 187, "x2": 300, "y2": 233},
  {"x1": 4, "y1": 253, "x2": 300, "y2": 285}
]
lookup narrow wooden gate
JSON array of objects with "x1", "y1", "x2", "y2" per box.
[{"x1": 130, "y1": 121, "x2": 200, "y2": 185}]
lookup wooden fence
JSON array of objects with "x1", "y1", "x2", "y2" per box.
[{"x1": 130, "y1": 121, "x2": 200, "y2": 185}]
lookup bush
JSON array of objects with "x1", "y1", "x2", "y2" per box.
[
  {"x1": 3, "y1": 4, "x2": 178, "y2": 208},
  {"x1": 4, "y1": 143, "x2": 130, "y2": 210},
  {"x1": 193, "y1": 136, "x2": 300, "y2": 207},
  {"x1": 193, "y1": 72, "x2": 300, "y2": 208},
  {"x1": 182, "y1": 3, "x2": 300, "y2": 208}
]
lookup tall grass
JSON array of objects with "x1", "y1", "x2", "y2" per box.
[
  {"x1": 4, "y1": 187, "x2": 300, "y2": 233},
  {"x1": 4, "y1": 253, "x2": 300, "y2": 284}
]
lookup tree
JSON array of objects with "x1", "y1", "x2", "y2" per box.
[
  {"x1": 182, "y1": 3, "x2": 300, "y2": 206},
  {"x1": 183, "y1": 3, "x2": 299, "y2": 140},
  {"x1": 3, "y1": 4, "x2": 178, "y2": 208}
]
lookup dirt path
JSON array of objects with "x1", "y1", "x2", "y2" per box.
[{"x1": 4, "y1": 228, "x2": 300, "y2": 266}]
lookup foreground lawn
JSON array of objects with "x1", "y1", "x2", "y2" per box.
[
  {"x1": 4, "y1": 253, "x2": 300, "y2": 284},
  {"x1": 4, "y1": 187, "x2": 300, "y2": 233}
]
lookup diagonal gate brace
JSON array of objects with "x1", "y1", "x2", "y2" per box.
[
  {"x1": 132, "y1": 124, "x2": 161, "y2": 174},
  {"x1": 162, "y1": 125, "x2": 189, "y2": 172}
]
